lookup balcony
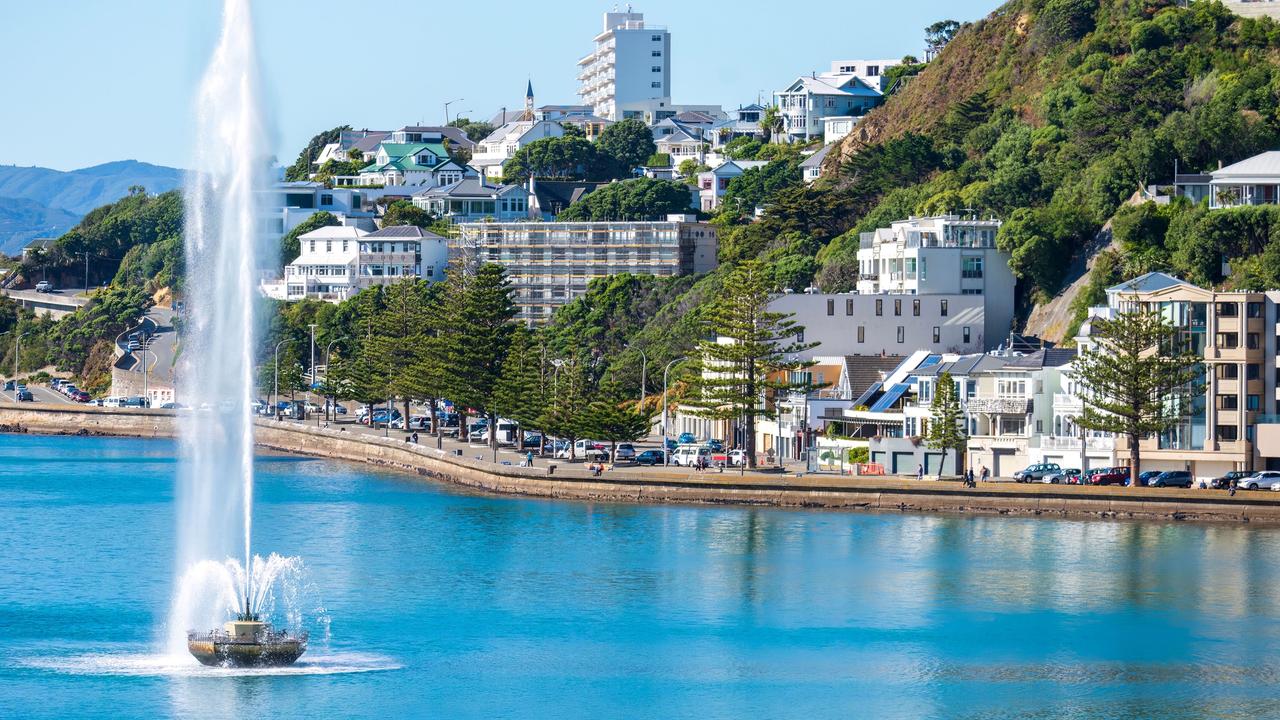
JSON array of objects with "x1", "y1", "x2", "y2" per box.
[
  {"x1": 968, "y1": 397, "x2": 1032, "y2": 414},
  {"x1": 1052, "y1": 393, "x2": 1083, "y2": 412},
  {"x1": 1039, "y1": 435, "x2": 1115, "y2": 451}
]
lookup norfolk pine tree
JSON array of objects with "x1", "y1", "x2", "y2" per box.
[
  {"x1": 1074, "y1": 306, "x2": 1199, "y2": 486},
  {"x1": 682, "y1": 259, "x2": 817, "y2": 469},
  {"x1": 442, "y1": 263, "x2": 517, "y2": 450},
  {"x1": 580, "y1": 375, "x2": 650, "y2": 460},
  {"x1": 366, "y1": 279, "x2": 433, "y2": 426},
  {"x1": 925, "y1": 371, "x2": 967, "y2": 477},
  {"x1": 493, "y1": 325, "x2": 548, "y2": 451}
]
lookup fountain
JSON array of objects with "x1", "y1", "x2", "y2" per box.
[{"x1": 170, "y1": 0, "x2": 306, "y2": 666}]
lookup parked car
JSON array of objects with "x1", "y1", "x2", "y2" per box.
[
  {"x1": 1013, "y1": 463, "x2": 1062, "y2": 483},
  {"x1": 3, "y1": 380, "x2": 13, "y2": 391},
  {"x1": 1238, "y1": 472, "x2": 1280, "y2": 491},
  {"x1": 672, "y1": 444, "x2": 712, "y2": 467},
  {"x1": 1042, "y1": 468, "x2": 1081, "y2": 484},
  {"x1": 1150, "y1": 471, "x2": 1194, "y2": 488},
  {"x1": 635, "y1": 449, "x2": 667, "y2": 466},
  {"x1": 364, "y1": 409, "x2": 402, "y2": 426},
  {"x1": 704, "y1": 439, "x2": 724, "y2": 453},
  {"x1": 1089, "y1": 467, "x2": 1131, "y2": 486},
  {"x1": 16, "y1": 389, "x2": 33, "y2": 402},
  {"x1": 613, "y1": 443, "x2": 637, "y2": 461},
  {"x1": 664, "y1": 438, "x2": 678, "y2": 451},
  {"x1": 1135, "y1": 470, "x2": 1162, "y2": 487},
  {"x1": 678, "y1": 432, "x2": 697, "y2": 445},
  {"x1": 724, "y1": 449, "x2": 748, "y2": 467},
  {"x1": 35, "y1": 281, "x2": 52, "y2": 293},
  {"x1": 71, "y1": 390, "x2": 90, "y2": 402},
  {"x1": 127, "y1": 340, "x2": 140, "y2": 351},
  {"x1": 1212, "y1": 470, "x2": 1255, "y2": 490}
]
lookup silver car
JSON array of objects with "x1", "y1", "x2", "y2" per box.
[
  {"x1": 613, "y1": 443, "x2": 637, "y2": 461},
  {"x1": 1042, "y1": 468, "x2": 1080, "y2": 484},
  {"x1": 1240, "y1": 471, "x2": 1280, "y2": 491}
]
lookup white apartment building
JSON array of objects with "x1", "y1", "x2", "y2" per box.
[
  {"x1": 856, "y1": 215, "x2": 1013, "y2": 348},
  {"x1": 769, "y1": 291, "x2": 988, "y2": 359},
  {"x1": 265, "y1": 225, "x2": 447, "y2": 302},
  {"x1": 577, "y1": 11, "x2": 671, "y2": 120},
  {"x1": 827, "y1": 59, "x2": 901, "y2": 92},
  {"x1": 454, "y1": 216, "x2": 717, "y2": 324}
]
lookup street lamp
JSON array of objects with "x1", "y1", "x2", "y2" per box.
[
  {"x1": 6, "y1": 330, "x2": 34, "y2": 388},
  {"x1": 636, "y1": 348, "x2": 648, "y2": 405},
  {"x1": 140, "y1": 347, "x2": 157, "y2": 407},
  {"x1": 662, "y1": 356, "x2": 686, "y2": 466},
  {"x1": 444, "y1": 98, "x2": 464, "y2": 125},
  {"x1": 273, "y1": 339, "x2": 299, "y2": 421},
  {"x1": 323, "y1": 336, "x2": 350, "y2": 422},
  {"x1": 307, "y1": 324, "x2": 317, "y2": 411}
]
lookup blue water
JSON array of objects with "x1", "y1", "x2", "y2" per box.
[{"x1": 3, "y1": 435, "x2": 1280, "y2": 719}]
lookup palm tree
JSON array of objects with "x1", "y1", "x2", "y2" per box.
[{"x1": 761, "y1": 105, "x2": 784, "y2": 144}]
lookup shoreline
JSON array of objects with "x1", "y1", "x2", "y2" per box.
[{"x1": 4, "y1": 404, "x2": 1280, "y2": 525}]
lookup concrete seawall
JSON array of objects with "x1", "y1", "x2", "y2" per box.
[{"x1": 5, "y1": 404, "x2": 1280, "y2": 524}]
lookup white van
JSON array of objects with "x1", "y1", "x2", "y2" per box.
[
  {"x1": 672, "y1": 444, "x2": 711, "y2": 467},
  {"x1": 102, "y1": 396, "x2": 124, "y2": 408}
]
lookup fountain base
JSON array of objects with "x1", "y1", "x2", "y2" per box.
[{"x1": 187, "y1": 617, "x2": 307, "y2": 667}]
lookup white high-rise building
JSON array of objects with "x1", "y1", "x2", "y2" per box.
[{"x1": 577, "y1": 10, "x2": 671, "y2": 120}]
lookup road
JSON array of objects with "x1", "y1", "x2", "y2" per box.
[
  {"x1": 0, "y1": 288, "x2": 91, "y2": 319},
  {"x1": 0, "y1": 383, "x2": 76, "y2": 406},
  {"x1": 115, "y1": 306, "x2": 177, "y2": 385}
]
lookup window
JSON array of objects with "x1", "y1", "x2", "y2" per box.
[
  {"x1": 997, "y1": 379, "x2": 1027, "y2": 397},
  {"x1": 962, "y1": 288, "x2": 983, "y2": 295},
  {"x1": 826, "y1": 299, "x2": 835, "y2": 316},
  {"x1": 913, "y1": 299, "x2": 921, "y2": 317},
  {"x1": 325, "y1": 240, "x2": 332, "y2": 252},
  {"x1": 966, "y1": 380, "x2": 977, "y2": 399},
  {"x1": 857, "y1": 326, "x2": 865, "y2": 343},
  {"x1": 342, "y1": 240, "x2": 348, "y2": 252},
  {"x1": 1248, "y1": 301, "x2": 1264, "y2": 318},
  {"x1": 1217, "y1": 332, "x2": 1239, "y2": 348},
  {"x1": 894, "y1": 299, "x2": 902, "y2": 316},
  {"x1": 961, "y1": 256, "x2": 984, "y2": 279},
  {"x1": 652, "y1": 50, "x2": 662, "y2": 57},
  {"x1": 309, "y1": 240, "x2": 315, "y2": 252},
  {"x1": 875, "y1": 299, "x2": 883, "y2": 316},
  {"x1": 1217, "y1": 364, "x2": 1239, "y2": 380},
  {"x1": 919, "y1": 381, "x2": 933, "y2": 402},
  {"x1": 897, "y1": 326, "x2": 905, "y2": 343},
  {"x1": 651, "y1": 82, "x2": 662, "y2": 88},
  {"x1": 1248, "y1": 363, "x2": 1261, "y2": 380},
  {"x1": 1248, "y1": 394, "x2": 1261, "y2": 411},
  {"x1": 796, "y1": 329, "x2": 805, "y2": 343},
  {"x1": 933, "y1": 326, "x2": 940, "y2": 343},
  {"x1": 846, "y1": 299, "x2": 854, "y2": 316},
  {"x1": 867, "y1": 65, "x2": 880, "y2": 75},
  {"x1": 1217, "y1": 425, "x2": 1239, "y2": 442},
  {"x1": 940, "y1": 299, "x2": 948, "y2": 317},
  {"x1": 963, "y1": 327, "x2": 971, "y2": 344},
  {"x1": 320, "y1": 194, "x2": 333, "y2": 206},
  {"x1": 652, "y1": 66, "x2": 662, "y2": 73},
  {"x1": 652, "y1": 34, "x2": 663, "y2": 41},
  {"x1": 1218, "y1": 394, "x2": 1239, "y2": 411},
  {"x1": 1248, "y1": 333, "x2": 1260, "y2": 349},
  {"x1": 1217, "y1": 302, "x2": 1238, "y2": 317}
]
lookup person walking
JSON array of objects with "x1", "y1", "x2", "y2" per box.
[
  {"x1": 917, "y1": 463, "x2": 924, "y2": 482},
  {"x1": 980, "y1": 465, "x2": 990, "y2": 483},
  {"x1": 526, "y1": 450, "x2": 534, "y2": 467},
  {"x1": 1230, "y1": 477, "x2": 1238, "y2": 497},
  {"x1": 966, "y1": 468, "x2": 975, "y2": 487}
]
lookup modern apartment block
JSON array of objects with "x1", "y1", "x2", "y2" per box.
[
  {"x1": 769, "y1": 291, "x2": 988, "y2": 358},
  {"x1": 577, "y1": 11, "x2": 671, "y2": 120},
  {"x1": 856, "y1": 215, "x2": 1013, "y2": 348},
  {"x1": 1079, "y1": 272, "x2": 1280, "y2": 478},
  {"x1": 454, "y1": 216, "x2": 717, "y2": 324}
]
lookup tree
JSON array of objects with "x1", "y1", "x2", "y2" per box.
[
  {"x1": 760, "y1": 106, "x2": 783, "y2": 143},
  {"x1": 925, "y1": 371, "x2": 966, "y2": 477},
  {"x1": 925, "y1": 19, "x2": 960, "y2": 58},
  {"x1": 381, "y1": 200, "x2": 434, "y2": 228},
  {"x1": 681, "y1": 259, "x2": 817, "y2": 469},
  {"x1": 595, "y1": 118, "x2": 657, "y2": 175},
  {"x1": 557, "y1": 178, "x2": 693, "y2": 221},
  {"x1": 280, "y1": 211, "x2": 340, "y2": 267},
  {"x1": 365, "y1": 279, "x2": 434, "y2": 425},
  {"x1": 285, "y1": 125, "x2": 350, "y2": 181},
  {"x1": 537, "y1": 350, "x2": 591, "y2": 460},
  {"x1": 441, "y1": 264, "x2": 518, "y2": 450},
  {"x1": 448, "y1": 117, "x2": 495, "y2": 143},
  {"x1": 501, "y1": 136, "x2": 617, "y2": 184},
  {"x1": 1074, "y1": 306, "x2": 1201, "y2": 486},
  {"x1": 580, "y1": 376, "x2": 650, "y2": 460},
  {"x1": 677, "y1": 159, "x2": 709, "y2": 185},
  {"x1": 492, "y1": 325, "x2": 548, "y2": 450}
]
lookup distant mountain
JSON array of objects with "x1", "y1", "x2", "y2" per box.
[
  {"x1": 0, "y1": 197, "x2": 81, "y2": 255},
  {"x1": 0, "y1": 160, "x2": 183, "y2": 256}
]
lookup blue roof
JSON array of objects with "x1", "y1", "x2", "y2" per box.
[{"x1": 869, "y1": 383, "x2": 912, "y2": 412}]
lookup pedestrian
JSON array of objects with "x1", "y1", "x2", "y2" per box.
[
  {"x1": 966, "y1": 468, "x2": 975, "y2": 487},
  {"x1": 526, "y1": 450, "x2": 534, "y2": 467},
  {"x1": 917, "y1": 463, "x2": 924, "y2": 481},
  {"x1": 980, "y1": 465, "x2": 989, "y2": 483},
  {"x1": 1230, "y1": 478, "x2": 1237, "y2": 497},
  {"x1": 412, "y1": 432, "x2": 419, "y2": 444}
]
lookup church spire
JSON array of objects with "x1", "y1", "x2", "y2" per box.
[{"x1": 525, "y1": 79, "x2": 535, "y2": 119}]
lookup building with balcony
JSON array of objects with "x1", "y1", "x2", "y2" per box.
[
  {"x1": 577, "y1": 10, "x2": 670, "y2": 120},
  {"x1": 264, "y1": 225, "x2": 447, "y2": 302},
  {"x1": 855, "y1": 214, "x2": 1014, "y2": 348},
  {"x1": 965, "y1": 348, "x2": 1076, "y2": 478},
  {"x1": 1207, "y1": 150, "x2": 1280, "y2": 208},
  {"x1": 454, "y1": 216, "x2": 717, "y2": 324},
  {"x1": 1078, "y1": 272, "x2": 1280, "y2": 479}
]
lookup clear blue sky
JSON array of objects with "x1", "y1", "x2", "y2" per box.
[{"x1": 0, "y1": 0, "x2": 997, "y2": 171}]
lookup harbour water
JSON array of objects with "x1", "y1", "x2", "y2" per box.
[{"x1": 3, "y1": 434, "x2": 1280, "y2": 719}]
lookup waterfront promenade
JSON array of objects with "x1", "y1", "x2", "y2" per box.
[{"x1": 3, "y1": 403, "x2": 1279, "y2": 524}]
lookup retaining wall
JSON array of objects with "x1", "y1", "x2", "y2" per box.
[{"x1": 4, "y1": 404, "x2": 1280, "y2": 524}]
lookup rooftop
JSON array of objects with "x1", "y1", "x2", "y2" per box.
[
  {"x1": 365, "y1": 225, "x2": 445, "y2": 240},
  {"x1": 1212, "y1": 150, "x2": 1280, "y2": 179}
]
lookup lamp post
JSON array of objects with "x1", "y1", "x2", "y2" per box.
[
  {"x1": 273, "y1": 339, "x2": 297, "y2": 421},
  {"x1": 443, "y1": 98, "x2": 463, "y2": 125},
  {"x1": 141, "y1": 347, "x2": 156, "y2": 407},
  {"x1": 662, "y1": 357, "x2": 685, "y2": 466},
  {"x1": 12, "y1": 330, "x2": 33, "y2": 388},
  {"x1": 637, "y1": 348, "x2": 648, "y2": 406},
  {"x1": 307, "y1": 324, "x2": 317, "y2": 415},
  {"x1": 323, "y1": 336, "x2": 350, "y2": 422}
]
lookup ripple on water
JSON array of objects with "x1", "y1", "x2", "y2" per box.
[{"x1": 20, "y1": 651, "x2": 401, "y2": 677}]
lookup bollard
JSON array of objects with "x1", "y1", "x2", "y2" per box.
[{"x1": 548, "y1": 464, "x2": 557, "y2": 476}]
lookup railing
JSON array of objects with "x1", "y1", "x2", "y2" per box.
[
  {"x1": 188, "y1": 628, "x2": 308, "y2": 645},
  {"x1": 967, "y1": 397, "x2": 1032, "y2": 414},
  {"x1": 1053, "y1": 393, "x2": 1083, "y2": 409},
  {"x1": 1040, "y1": 435, "x2": 1115, "y2": 451}
]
